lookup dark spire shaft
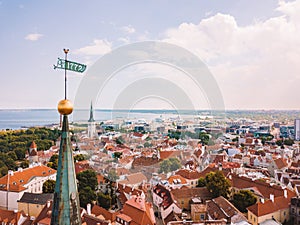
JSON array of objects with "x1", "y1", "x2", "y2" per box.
[
  {"x1": 51, "y1": 115, "x2": 81, "y2": 225},
  {"x1": 88, "y1": 101, "x2": 95, "y2": 122}
]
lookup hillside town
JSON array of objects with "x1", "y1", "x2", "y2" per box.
[{"x1": 1, "y1": 107, "x2": 300, "y2": 225}]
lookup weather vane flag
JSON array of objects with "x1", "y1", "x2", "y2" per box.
[
  {"x1": 54, "y1": 49, "x2": 87, "y2": 100},
  {"x1": 54, "y1": 58, "x2": 87, "y2": 73}
]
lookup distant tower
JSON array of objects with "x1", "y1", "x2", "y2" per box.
[
  {"x1": 51, "y1": 99, "x2": 81, "y2": 225},
  {"x1": 28, "y1": 141, "x2": 38, "y2": 164},
  {"x1": 88, "y1": 102, "x2": 97, "y2": 139},
  {"x1": 295, "y1": 119, "x2": 300, "y2": 141}
]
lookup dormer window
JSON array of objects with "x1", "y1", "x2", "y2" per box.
[
  {"x1": 13, "y1": 182, "x2": 17, "y2": 185},
  {"x1": 20, "y1": 180, "x2": 24, "y2": 183}
]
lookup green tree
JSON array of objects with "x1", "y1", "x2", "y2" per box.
[
  {"x1": 197, "y1": 177, "x2": 206, "y2": 187},
  {"x1": 205, "y1": 170, "x2": 231, "y2": 198},
  {"x1": 20, "y1": 160, "x2": 29, "y2": 169},
  {"x1": 284, "y1": 138, "x2": 294, "y2": 146},
  {"x1": 144, "y1": 142, "x2": 152, "y2": 148},
  {"x1": 97, "y1": 192, "x2": 111, "y2": 210},
  {"x1": 7, "y1": 151, "x2": 17, "y2": 161},
  {"x1": 199, "y1": 133, "x2": 210, "y2": 145},
  {"x1": 113, "y1": 152, "x2": 122, "y2": 159},
  {"x1": 77, "y1": 169, "x2": 98, "y2": 191},
  {"x1": 47, "y1": 154, "x2": 58, "y2": 170},
  {"x1": 159, "y1": 158, "x2": 181, "y2": 173},
  {"x1": 74, "y1": 154, "x2": 86, "y2": 162},
  {"x1": 276, "y1": 139, "x2": 283, "y2": 146},
  {"x1": 159, "y1": 159, "x2": 172, "y2": 173},
  {"x1": 231, "y1": 190, "x2": 257, "y2": 212},
  {"x1": 14, "y1": 148, "x2": 26, "y2": 160},
  {"x1": 42, "y1": 180, "x2": 56, "y2": 193},
  {"x1": 169, "y1": 158, "x2": 181, "y2": 171},
  {"x1": 116, "y1": 137, "x2": 124, "y2": 145},
  {"x1": 79, "y1": 186, "x2": 97, "y2": 208}
]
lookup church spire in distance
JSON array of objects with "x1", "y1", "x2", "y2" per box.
[
  {"x1": 88, "y1": 101, "x2": 95, "y2": 122},
  {"x1": 51, "y1": 49, "x2": 82, "y2": 225}
]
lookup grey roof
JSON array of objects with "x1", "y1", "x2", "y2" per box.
[{"x1": 18, "y1": 192, "x2": 53, "y2": 204}]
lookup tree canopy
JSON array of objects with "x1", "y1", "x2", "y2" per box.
[
  {"x1": 205, "y1": 170, "x2": 231, "y2": 198},
  {"x1": 76, "y1": 169, "x2": 98, "y2": 191},
  {"x1": 159, "y1": 157, "x2": 181, "y2": 173},
  {"x1": 42, "y1": 179, "x2": 56, "y2": 193},
  {"x1": 231, "y1": 190, "x2": 257, "y2": 212}
]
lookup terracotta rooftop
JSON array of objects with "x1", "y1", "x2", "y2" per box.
[
  {"x1": 168, "y1": 175, "x2": 187, "y2": 185},
  {"x1": 171, "y1": 187, "x2": 213, "y2": 202},
  {"x1": 118, "y1": 172, "x2": 147, "y2": 186},
  {"x1": 0, "y1": 165, "x2": 56, "y2": 192},
  {"x1": 30, "y1": 141, "x2": 37, "y2": 149},
  {"x1": 0, "y1": 208, "x2": 29, "y2": 225},
  {"x1": 230, "y1": 174, "x2": 286, "y2": 198},
  {"x1": 121, "y1": 195, "x2": 156, "y2": 225},
  {"x1": 247, "y1": 190, "x2": 296, "y2": 217},
  {"x1": 274, "y1": 158, "x2": 288, "y2": 169},
  {"x1": 91, "y1": 205, "x2": 119, "y2": 222},
  {"x1": 207, "y1": 196, "x2": 246, "y2": 223},
  {"x1": 176, "y1": 169, "x2": 201, "y2": 180}
]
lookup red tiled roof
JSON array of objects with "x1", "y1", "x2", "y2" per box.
[
  {"x1": 30, "y1": 141, "x2": 37, "y2": 149},
  {"x1": 274, "y1": 158, "x2": 288, "y2": 169},
  {"x1": 0, "y1": 165, "x2": 56, "y2": 192},
  {"x1": 207, "y1": 196, "x2": 246, "y2": 222},
  {"x1": 230, "y1": 174, "x2": 285, "y2": 198},
  {"x1": 247, "y1": 190, "x2": 296, "y2": 217},
  {"x1": 168, "y1": 175, "x2": 187, "y2": 185},
  {"x1": 159, "y1": 150, "x2": 181, "y2": 160},
  {"x1": 171, "y1": 187, "x2": 213, "y2": 202},
  {"x1": 122, "y1": 195, "x2": 155, "y2": 225},
  {"x1": 0, "y1": 209, "x2": 28, "y2": 224},
  {"x1": 175, "y1": 169, "x2": 201, "y2": 180},
  {"x1": 91, "y1": 205, "x2": 118, "y2": 222}
]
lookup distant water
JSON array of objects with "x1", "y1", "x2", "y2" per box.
[{"x1": 0, "y1": 109, "x2": 187, "y2": 130}]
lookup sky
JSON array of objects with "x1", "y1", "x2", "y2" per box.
[{"x1": 0, "y1": 0, "x2": 299, "y2": 110}]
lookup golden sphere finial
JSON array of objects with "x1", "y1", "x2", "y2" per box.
[{"x1": 57, "y1": 99, "x2": 73, "y2": 115}]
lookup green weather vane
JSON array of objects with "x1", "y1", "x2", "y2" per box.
[{"x1": 54, "y1": 49, "x2": 87, "y2": 99}]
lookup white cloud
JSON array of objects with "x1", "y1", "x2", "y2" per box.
[
  {"x1": 25, "y1": 33, "x2": 43, "y2": 41},
  {"x1": 162, "y1": 0, "x2": 300, "y2": 109},
  {"x1": 121, "y1": 25, "x2": 135, "y2": 34},
  {"x1": 75, "y1": 39, "x2": 112, "y2": 56}
]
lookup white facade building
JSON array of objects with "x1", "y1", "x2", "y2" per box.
[{"x1": 0, "y1": 165, "x2": 56, "y2": 210}]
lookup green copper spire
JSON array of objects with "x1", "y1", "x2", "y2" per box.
[
  {"x1": 88, "y1": 101, "x2": 95, "y2": 122},
  {"x1": 51, "y1": 115, "x2": 81, "y2": 225}
]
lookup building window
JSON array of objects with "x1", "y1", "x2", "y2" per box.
[{"x1": 254, "y1": 218, "x2": 256, "y2": 222}]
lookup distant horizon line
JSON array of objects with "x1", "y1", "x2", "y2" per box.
[{"x1": 1, "y1": 108, "x2": 300, "y2": 112}]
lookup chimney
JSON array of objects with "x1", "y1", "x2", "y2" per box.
[
  {"x1": 87, "y1": 203, "x2": 91, "y2": 215},
  {"x1": 284, "y1": 189, "x2": 288, "y2": 198},
  {"x1": 270, "y1": 194, "x2": 274, "y2": 202},
  {"x1": 261, "y1": 198, "x2": 265, "y2": 204},
  {"x1": 47, "y1": 200, "x2": 51, "y2": 208},
  {"x1": 8, "y1": 170, "x2": 14, "y2": 176}
]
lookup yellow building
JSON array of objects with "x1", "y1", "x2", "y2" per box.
[
  {"x1": 18, "y1": 192, "x2": 53, "y2": 217},
  {"x1": 247, "y1": 192, "x2": 295, "y2": 225}
]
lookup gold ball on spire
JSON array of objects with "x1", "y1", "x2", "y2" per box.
[{"x1": 57, "y1": 99, "x2": 73, "y2": 115}]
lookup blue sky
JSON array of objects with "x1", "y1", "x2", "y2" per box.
[{"x1": 0, "y1": 0, "x2": 299, "y2": 110}]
